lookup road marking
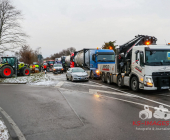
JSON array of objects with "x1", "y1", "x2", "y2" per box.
[
  {"x1": 60, "y1": 88, "x2": 155, "y2": 109},
  {"x1": 89, "y1": 81, "x2": 170, "y2": 108},
  {"x1": 55, "y1": 81, "x2": 65, "y2": 88},
  {"x1": 99, "y1": 94, "x2": 155, "y2": 109},
  {"x1": 89, "y1": 89, "x2": 136, "y2": 97},
  {"x1": 0, "y1": 107, "x2": 26, "y2": 140},
  {"x1": 58, "y1": 89, "x2": 84, "y2": 126},
  {"x1": 64, "y1": 81, "x2": 107, "y2": 88},
  {"x1": 90, "y1": 81, "x2": 132, "y2": 94}
]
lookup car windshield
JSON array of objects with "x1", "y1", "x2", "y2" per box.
[
  {"x1": 72, "y1": 68, "x2": 84, "y2": 72},
  {"x1": 97, "y1": 54, "x2": 115, "y2": 62},
  {"x1": 145, "y1": 50, "x2": 170, "y2": 66},
  {"x1": 43, "y1": 63, "x2": 47, "y2": 65},
  {"x1": 54, "y1": 64, "x2": 62, "y2": 67}
]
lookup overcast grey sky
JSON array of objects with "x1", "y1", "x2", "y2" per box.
[{"x1": 13, "y1": 0, "x2": 170, "y2": 57}]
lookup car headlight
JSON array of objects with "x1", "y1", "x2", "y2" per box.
[{"x1": 145, "y1": 77, "x2": 153, "y2": 87}]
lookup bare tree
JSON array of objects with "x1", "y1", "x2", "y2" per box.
[
  {"x1": 15, "y1": 45, "x2": 39, "y2": 64},
  {"x1": 49, "y1": 47, "x2": 76, "y2": 59},
  {"x1": 0, "y1": 0, "x2": 28, "y2": 54}
]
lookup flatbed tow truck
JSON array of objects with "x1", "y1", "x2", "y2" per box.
[{"x1": 99, "y1": 35, "x2": 170, "y2": 91}]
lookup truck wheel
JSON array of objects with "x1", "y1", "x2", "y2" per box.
[
  {"x1": 117, "y1": 75, "x2": 122, "y2": 87},
  {"x1": 131, "y1": 76, "x2": 139, "y2": 91},
  {"x1": 23, "y1": 67, "x2": 31, "y2": 76},
  {"x1": 102, "y1": 73, "x2": 106, "y2": 83},
  {"x1": 90, "y1": 71, "x2": 94, "y2": 79},
  {"x1": 1, "y1": 66, "x2": 14, "y2": 78},
  {"x1": 107, "y1": 74, "x2": 111, "y2": 84}
]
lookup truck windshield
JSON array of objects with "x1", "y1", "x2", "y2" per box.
[
  {"x1": 145, "y1": 50, "x2": 170, "y2": 66},
  {"x1": 47, "y1": 61, "x2": 54, "y2": 64},
  {"x1": 97, "y1": 55, "x2": 115, "y2": 62},
  {"x1": 54, "y1": 64, "x2": 62, "y2": 67}
]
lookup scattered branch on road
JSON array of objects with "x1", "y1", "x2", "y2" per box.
[{"x1": 0, "y1": 0, "x2": 28, "y2": 54}]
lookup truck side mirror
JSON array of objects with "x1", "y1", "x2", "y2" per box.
[{"x1": 135, "y1": 50, "x2": 139, "y2": 54}]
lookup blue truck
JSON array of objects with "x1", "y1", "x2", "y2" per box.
[{"x1": 74, "y1": 48, "x2": 115, "y2": 79}]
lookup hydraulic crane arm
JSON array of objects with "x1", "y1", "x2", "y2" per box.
[{"x1": 119, "y1": 35, "x2": 157, "y2": 57}]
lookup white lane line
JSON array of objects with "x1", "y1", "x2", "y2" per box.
[
  {"x1": 64, "y1": 81, "x2": 106, "y2": 88},
  {"x1": 55, "y1": 81, "x2": 65, "y2": 88},
  {"x1": 98, "y1": 94, "x2": 155, "y2": 109},
  {"x1": 89, "y1": 81, "x2": 170, "y2": 108},
  {"x1": 90, "y1": 81, "x2": 132, "y2": 94},
  {"x1": 0, "y1": 107, "x2": 26, "y2": 140},
  {"x1": 60, "y1": 87, "x2": 154, "y2": 109},
  {"x1": 89, "y1": 89, "x2": 136, "y2": 97}
]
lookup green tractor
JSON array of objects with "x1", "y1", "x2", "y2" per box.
[{"x1": 0, "y1": 57, "x2": 31, "y2": 78}]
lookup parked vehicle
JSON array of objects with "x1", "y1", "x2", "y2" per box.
[
  {"x1": 30, "y1": 62, "x2": 40, "y2": 73},
  {"x1": 55, "y1": 54, "x2": 74, "y2": 71},
  {"x1": 55, "y1": 58, "x2": 61, "y2": 64},
  {"x1": 43, "y1": 62, "x2": 47, "y2": 70},
  {"x1": 0, "y1": 57, "x2": 30, "y2": 78},
  {"x1": 99, "y1": 35, "x2": 170, "y2": 91},
  {"x1": 52, "y1": 64, "x2": 64, "y2": 74},
  {"x1": 64, "y1": 53, "x2": 74, "y2": 70},
  {"x1": 46, "y1": 60, "x2": 55, "y2": 72},
  {"x1": 73, "y1": 48, "x2": 115, "y2": 79},
  {"x1": 66, "y1": 67, "x2": 89, "y2": 81}
]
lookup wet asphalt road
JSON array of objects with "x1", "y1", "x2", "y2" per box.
[{"x1": 0, "y1": 72, "x2": 170, "y2": 140}]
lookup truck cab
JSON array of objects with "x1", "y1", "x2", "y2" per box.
[
  {"x1": 74, "y1": 48, "x2": 115, "y2": 79},
  {"x1": 90, "y1": 49, "x2": 115, "y2": 79},
  {"x1": 99, "y1": 35, "x2": 170, "y2": 91},
  {"x1": 131, "y1": 45, "x2": 170, "y2": 90}
]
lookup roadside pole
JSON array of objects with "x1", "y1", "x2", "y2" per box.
[
  {"x1": 45, "y1": 70, "x2": 46, "y2": 78},
  {"x1": 15, "y1": 60, "x2": 17, "y2": 78}
]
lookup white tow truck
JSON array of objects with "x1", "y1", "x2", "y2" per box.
[{"x1": 98, "y1": 35, "x2": 170, "y2": 91}]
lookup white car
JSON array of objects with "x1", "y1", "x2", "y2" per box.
[{"x1": 66, "y1": 68, "x2": 89, "y2": 81}]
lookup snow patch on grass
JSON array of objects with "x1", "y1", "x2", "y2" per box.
[
  {"x1": 0, "y1": 119, "x2": 10, "y2": 140},
  {"x1": 0, "y1": 73, "x2": 51, "y2": 84}
]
